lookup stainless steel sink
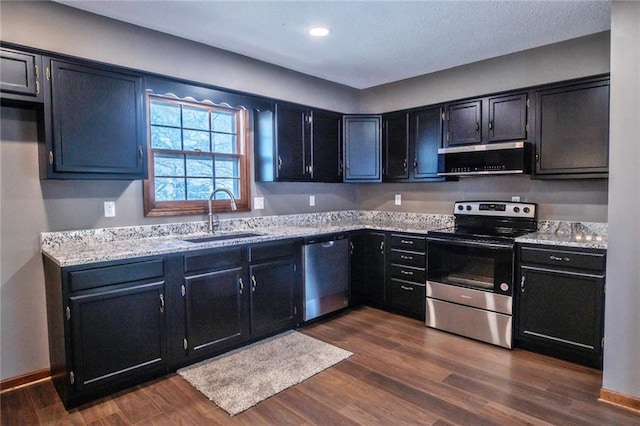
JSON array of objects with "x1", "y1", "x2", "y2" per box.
[{"x1": 183, "y1": 232, "x2": 262, "y2": 243}]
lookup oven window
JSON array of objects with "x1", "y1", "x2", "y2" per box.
[{"x1": 428, "y1": 242, "x2": 497, "y2": 291}]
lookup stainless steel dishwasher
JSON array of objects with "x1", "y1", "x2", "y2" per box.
[{"x1": 302, "y1": 234, "x2": 349, "y2": 321}]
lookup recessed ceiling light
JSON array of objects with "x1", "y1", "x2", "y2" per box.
[{"x1": 309, "y1": 27, "x2": 330, "y2": 37}]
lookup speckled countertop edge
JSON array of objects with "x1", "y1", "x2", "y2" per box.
[{"x1": 42, "y1": 211, "x2": 607, "y2": 267}]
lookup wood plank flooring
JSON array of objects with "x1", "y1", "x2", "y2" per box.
[{"x1": 2, "y1": 306, "x2": 639, "y2": 425}]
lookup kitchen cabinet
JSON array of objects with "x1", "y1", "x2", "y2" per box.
[
  {"x1": 179, "y1": 248, "x2": 248, "y2": 363},
  {"x1": 255, "y1": 103, "x2": 342, "y2": 182},
  {"x1": 383, "y1": 112, "x2": 410, "y2": 179},
  {"x1": 343, "y1": 115, "x2": 382, "y2": 182},
  {"x1": 350, "y1": 232, "x2": 387, "y2": 307},
  {"x1": 41, "y1": 57, "x2": 146, "y2": 180},
  {"x1": 43, "y1": 256, "x2": 168, "y2": 408},
  {"x1": 387, "y1": 233, "x2": 426, "y2": 319},
  {"x1": 248, "y1": 240, "x2": 302, "y2": 337},
  {"x1": 445, "y1": 92, "x2": 528, "y2": 147},
  {"x1": 533, "y1": 76, "x2": 610, "y2": 179},
  {"x1": 516, "y1": 244, "x2": 606, "y2": 368},
  {"x1": 0, "y1": 47, "x2": 44, "y2": 103}
]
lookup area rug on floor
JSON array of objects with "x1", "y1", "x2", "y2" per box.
[{"x1": 177, "y1": 330, "x2": 352, "y2": 416}]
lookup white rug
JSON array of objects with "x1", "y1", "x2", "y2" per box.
[{"x1": 177, "y1": 330, "x2": 352, "y2": 416}]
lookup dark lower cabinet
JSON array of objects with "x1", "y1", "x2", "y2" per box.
[
  {"x1": 516, "y1": 244, "x2": 606, "y2": 368},
  {"x1": 349, "y1": 231, "x2": 386, "y2": 307},
  {"x1": 387, "y1": 234, "x2": 426, "y2": 319},
  {"x1": 250, "y1": 259, "x2": 298, "y2": 336}
]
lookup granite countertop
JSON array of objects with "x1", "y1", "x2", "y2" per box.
[
  {"x1": 41, "y1": 211, "x2": 455, "y2": 267},
  {"x1": 41, "y1": 211, "x2": 607, "y2": 267}
]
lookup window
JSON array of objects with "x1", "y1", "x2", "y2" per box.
[{"x1": 143, "y1": 94, "x2": 251, "y2": 216}]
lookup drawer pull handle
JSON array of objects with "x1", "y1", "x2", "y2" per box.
[
  {"x1": 549, "y1": 255, "x2": 570, "y2": 262},
  {"x1": 400, "y1": 285, "x2": 414, "y2": 291},
  {"x1": 400, "y1": 255, "x2": 414, "y2": 260},
  {"x1": 400, "y1": 270, "x2": 414, "y2": 275},
  {"x1": 400, "y1": 240, "x2": 414, "y2": 245}
]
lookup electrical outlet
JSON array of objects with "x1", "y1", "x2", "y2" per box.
[
  {"x1": 254, "y1": 197, "x2": 264, "y2": 210},
  {"x1": 104, "y1": 201, "x2": 116, "y2": 218},
  {"x1": 395, "y1": 194, "x2": 402, "y2": 206},
  {"x1": 309, "y1": 195, "x2": 316, "y2": 207},
  {"x1": 511, "y1": 196, "x2": 521, "y2": 202}
]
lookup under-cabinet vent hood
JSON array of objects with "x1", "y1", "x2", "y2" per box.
[{"x1": 437, "y1": 141, "x2": 532, "y2": 177}]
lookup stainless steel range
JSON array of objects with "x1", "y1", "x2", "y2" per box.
[{"x1": 426, "y1": 201, "x2": 537, "y2": 348}]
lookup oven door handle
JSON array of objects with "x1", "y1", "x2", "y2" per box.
[{"x1": 426, "y1": 236, "x2": 513, "y2": 250}]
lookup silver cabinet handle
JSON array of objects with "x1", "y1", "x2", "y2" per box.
[
  {"x1": 400, "y1": 270, "x2": 414, "y2": 275},
  {"x1": 520, "y1": 275, "x2": 526, "y2": 293},
  {"x1": 159, "y1": 293, "x2": 165, "y2": 313},
  {"x1": 549, "y1": 255, "x2": 570, "y2": 262},
  {"x1": 400, "y1": 255, "x2": 414, "y2": 260},
  {"x1": 251, "y1": 275, "x2": 257, "y2": 292},
  {"x1": 239, "y1": 277, "x2": 244, "y2": 294},
  {"x1": 400, "y1": 240, "x2": 414, "y2": 245},
  {"x1": 400, "y1": 285, "x2": 414, "y2": 291}
]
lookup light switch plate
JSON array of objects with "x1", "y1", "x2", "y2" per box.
[
  {"x1": 104, "y1": 201, "x2": 116, "y2": 217},
  {"x1": 395, "y1": 194, "x2": 402, "y2": 205},
  {"x1": 254, "y1": 197, "x2": 264, "y2": 210},
  {"x1": 309, "y1": 195, "x2": 316, "y2": 207},
  {"x1": 511, "y1": 196, "x2": 521, "y2": 202}
]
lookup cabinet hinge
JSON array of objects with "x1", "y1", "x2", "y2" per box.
[
  {"x1": 46, "y1": 67, "x2": 51, "y2": 81},
  {"x1": 308, "y1": 165, "x2": 313, "y2": 175},
  {"x1": 35, "y1": 80, "x2": 40, "y2": 95},
  {"x1": 69, "y1": 371, "x2": 75, "y2": 385},
  {"x1": 183, "y1": 338, "x2": 188, "y2": 351},
  {"x1": 49, "y1": 151, "x2": 54, "y2": 165},
  {"x1": 65, "y1": 306, "x2": 71, "y2": 321},
  {"x1": 181, "y1": 284, "x2": 186, "y2": 297}
]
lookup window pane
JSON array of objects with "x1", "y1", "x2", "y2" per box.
[
  {"x1": 183, "y1": 106, "x2": 210, "y2": 130},
  {"x1": 214, "y1": 178, "x2": 240, "y2": 198},
  {"x1": 151, "y1": 126, "x2": 182, "y2": 150},
  {"x1": 212, "y1": 111, "x2": 235, "y2": 133},
  {"x1": 155, "y1": 177, "x2": 186, "y2": 201},
  {"x1": 150, "y1": 101, "x2": 181, "y2": 127},
  {"x1": 212, "y1": 133, "x2": 236, "y2": 154},
  {"x1": 186, "y1": 156, "x2": 213, "y2": 177},
  {"x1": 215, "y1": 158, "x2": 239, "y2": 178},
  {"x1": 154, "y1": 153, "x2": 184, "y2": 177},
  {"x1": 186, "y1": 178, "x2": 213, "y2": 200},
  {"x1": 183, "y1": 130, "x2": 210, "y2": 152}
]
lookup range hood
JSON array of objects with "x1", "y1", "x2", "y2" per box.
[{"x1": 437, "y1": 141, "x2": 532, "y2": 177}]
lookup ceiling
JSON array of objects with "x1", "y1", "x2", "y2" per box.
[{"x1": 53, "y1": 0, "x2": 611, "y2": 89}]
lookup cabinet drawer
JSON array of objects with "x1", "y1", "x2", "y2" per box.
[
  {"x1": 249, "y1": 240, "x2": 299, "y2": 263},
  {"x1": 390, "y1": 265, "x2": 425, "y2": 284},
  {"x1": 69, "y1": 259, "x2": 164, "y2": 292},
  {"x1": 184, "y1": 248, "x2": 243, "y2": 274},
  {"x1": 389, "y1": 249, "x2": 425, "y2": 268},
  {"x1": 520, "y1": 246, "x2": 605, "y2": 271},
  {"x1": 390, "y1": 280, "x2": 425, "y2": 314},
  {"x1": 390, "y1": 234, "x2": 426, "y2": 251}
]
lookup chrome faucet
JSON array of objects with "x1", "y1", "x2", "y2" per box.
[{"x1": 208, "y1": 188, "x2": 237, "y2": 233}]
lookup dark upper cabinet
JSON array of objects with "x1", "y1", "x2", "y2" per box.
[
  {"x1": 445, "y1": 92, "x2": 528, "y2": 147},
  {"x1": 0, "y1": 47, "x2": 43, "y2": 103},
  {"x1": 256, "y1": 103, "x2": 342, "y2": 182},
  {"x1": 488, "y1": 93, "x2": 528, "y2": 142},
  {"x1": 41, "y1": 57, "x2": 146, "y2": 179},
  {"x1": 411, "y1": 106, "x2": 444, "y2": 180},
  {"x1": 446, "y1": 100, "x2": 482, "y2": 146},
  {"x1": 383, "y1": 112, "x2": 410, "y2": 180},
  {"x1": 534, "y1": 76, "x2": 610, "y2": 178},
  {"x1": 343, "y1": 115, "x2": 382, "y2": 182}
]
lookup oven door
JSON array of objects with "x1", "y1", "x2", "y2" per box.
[{"x1": 426, "y1": 236, "x2": 515, "y2": 296}]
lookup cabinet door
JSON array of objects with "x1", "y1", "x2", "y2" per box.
[
  {"x1": 383, "y1": 112, "x2": 410, "y2": 180},
  {"x1": 447, "y1": 100, "x2": 481, "y2": 146},
  {"x1": 343, "y1": 115, "x2": 382, "y2": 182},
  {"x1": 1, "y1": 48, "x2": 43, "y2": 102},
  {"x1": 363, "y1": 232, "x2": 386, "y2": 305},
  {"x1": 183, "y1": 267, "x2": 247, "y2": 359},
  {"x1": 411, "y1": 106, "x2": 443, "y2": 180},
  {"x1": 535, "y1": 78, "x2": 610, "y2": 177},
  {"x1": 69, "y1": 281, "x2": 166, "y2": 391},
  {"x1": 518, "y1": 266, "x2": 604, "y2": 356},
  {"x1": 275, "y1": 103, "x2": 308, "y2": 181},
  {"x1": 47, "y1": 59, "x2": 145, "y2": 178},
  {"x1": 488, "y1": 93, "x2": 527, "y2": 142},
  {"x1": 250, "y1": 259, "x2": 297, "y2": 337},
  {"x1": 311, "y1": 110, "x2": 342, "y2": 182}
]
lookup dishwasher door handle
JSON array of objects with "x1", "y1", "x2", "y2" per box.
[{"x1": 321, "y1": 241, "x2": 335, "y2": 248}]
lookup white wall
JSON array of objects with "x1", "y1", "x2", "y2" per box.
[{"x1": 603, "y1": 1, "x2": 640, "y2": 399}]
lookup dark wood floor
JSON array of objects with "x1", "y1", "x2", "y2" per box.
[{"x1": 3, "y1": 306, "x2": 639, "y2": 425}]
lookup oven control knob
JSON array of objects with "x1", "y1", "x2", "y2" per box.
[
  {"x1": 513, "y1": 207, "x2": 520, "y2": 213},
  {"x1": 466, "y1": 205, "x2": 472, "y2": 211},
  {"x1": 500, "y1": 283, "x2": 510, "y2": 292},
  {"x1": 523, "y1": 207, "x2": 530, "y2": 214},
  {"x1": 457, "y1": 205, "x2": 464, "y2": 211}
]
